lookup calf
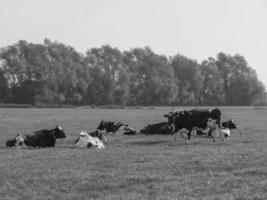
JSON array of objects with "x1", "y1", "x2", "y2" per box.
[
  {"x1": 207, "y1": 118, "x2": 235, "y2": 142},
  {"x1": 74, "y1": 131, "x2": 105, "y2": 149}
]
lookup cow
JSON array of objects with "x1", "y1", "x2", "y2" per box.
[
  {"x1": 96, "y1": 121, "x2": 126, "y2": 134},
  {"x1": 123, "y1": 125, "x2": 137, "y2": 135},
  {"x1": 222, "y1": 119, "x2": 237, "y2": 130},
  {"x1": 6, "y1": 134, "x2": 24, "y2": 148},
  {"x1": 23, "y1": 126, "x2": 66, "y2": 147},
  {"x1": 140, "y1": 122, "x2": 173, "y2": 135},
  {"x1": 207, "y1": 118, "x2": 236, "y2": 142},
  {"x1": 164, "y1": 108, "x2": 222, "y2": 142},
  {"x1": 74, "y1": 131, "x2": 105, "y2": 149},
  {"x1": 88, "y1": 130, "x2": 107, "y2": 142}
]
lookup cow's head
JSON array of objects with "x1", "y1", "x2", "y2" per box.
[
  {"x1": 222, "y1": 120, "x2": 237, "y2": 130},
  {"x1": 54, "y1": 126, "x2": 66, "y2": 138},
  {"x1": 164, "y1": 112, "x2": 176, "y2": 124},
  {"x1": 207, "y1": 118, "x2": 217, "y2": 129},
  {"x1": 80, "y1": 131, "x2": 89, "y2": 137}
]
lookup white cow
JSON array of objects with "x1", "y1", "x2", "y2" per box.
[{"x1": 74, "y1": 131, "x2": 105, "y2": 149}]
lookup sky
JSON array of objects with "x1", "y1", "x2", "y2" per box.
[{"x1": 0, "y1": 0, "x2": 267, "y2": 86}]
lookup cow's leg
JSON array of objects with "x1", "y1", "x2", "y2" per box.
[
  {"x1": 220, "y1": 130, "x2": 224, "y2": 142},
  {"x1": 213, "y1": 128, "x2": 217, "y2": 142},
  {"x1": 174, "y1": 130, "x2": 179, "y2": 140},
  {"x1": 217, "y1": 118, "x2": 221, "y2": 128},
  {"x1": 213, "y1": 129, "x2": 220, "y2": 143},
  {"x1": 186, "y1": 129, "x2": 193, "y2": 144},
  {"x1": 191, "y1": 128, "x2": 198, "y2": 144}
]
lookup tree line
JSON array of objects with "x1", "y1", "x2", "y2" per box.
[{"x1": 0, "y1": 39, "x2": 265, "y2": 106}]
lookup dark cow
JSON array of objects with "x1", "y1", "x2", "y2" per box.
[
  {"x1": 23, "y1": 126, "x2": 66, "y2": 147},
  {"x1": 123, "y1": 125, "x2": 137, "y2": 135},
  {"x1": 140, "y1": 122, "x2": 173, "y2": 135},
  {"x1": 164, "y1": 108, "x2": 221, "y2": 141},
  {"x1": 97, "y1": 121, "x2": 126, "y2": 134}
]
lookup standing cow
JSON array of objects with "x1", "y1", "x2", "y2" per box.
[{"x1": 164, "y1": 108, "x2": 221, "y2": 142}]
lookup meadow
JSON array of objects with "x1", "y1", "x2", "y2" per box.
[{"x1": 0, "y1": 107, "x2": 266, "y2": 200}]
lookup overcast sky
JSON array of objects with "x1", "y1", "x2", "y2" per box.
[{"x1": 0, "y1": 0, "x2": 266, "y2": 86}]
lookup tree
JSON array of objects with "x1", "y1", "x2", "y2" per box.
[
  {"x1": 171, "y1": 54, "x2": 204, "y2": 105},
  {"x1": 124, "y1": 47, "x2": 177, "y2": 105},
  {"x1": 216, "y1": 53, "x2": 265, "y2": 105},
  {"x1": 200, "y1": 58, "x2": 225, "y2": 105},
  {"x1": 0, "y1": 69, "x2": 12, "y2": 103}
]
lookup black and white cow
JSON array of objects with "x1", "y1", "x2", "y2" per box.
[
  {"x1": 140, "y1": 122, "x2": 173, "y2": 135},
  {"x1": 96, "y1": 121, "x2": 126, "y2": 134},
  {"x1": 222, "y1": 119, "x2": 237, "y2": 130},
  {"x1": 88, "y1": 130, "x2": 107, "y2": 141},
  {"x1": 24, "y1": 126, "x2": 66, "y2": 147},
  {"x1": 74, "y1": 131, "x2": 105, "y2": 149},
  {"x1": 164, "y1": 108, "x2": 222, "y2": 141}
]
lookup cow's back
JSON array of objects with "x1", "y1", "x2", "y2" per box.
[
  {"x1": 141, "y1": 122, "x2": 172, "y2": 134},
  {"x1": 175, "y1": 108, "x2": 221, "y2": 130}
]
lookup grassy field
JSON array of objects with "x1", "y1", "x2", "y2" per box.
[{"x1": 0, "y1": 107, "x2": 266, "y2": 200}]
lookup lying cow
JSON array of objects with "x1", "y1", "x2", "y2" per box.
[
  {"x1": 123, "y1": 125, "x2": 137, "y2": 135},
  {"x1": 74, "y1": 131, "x2": 105, "y2": 149},
  {"x1": 96, "y1": 121, "x2": 126, "y2": 134},
  {"x1": 88, "y1": 130, "x2": 107, "y2": 141},
  {"x1": 164, "y1": 108, "x2": 221, "y2": 142},
  {"x1": 7, "y1": 126, "x2": 66, "y2": 148},
  {"x1": 222, "y1": 119, "x2": 237, "y2": 130},
  {"x1": 140, "y1": 122, "x2": 173, "y2": 135},
  {"x1": 6, "y1": 134, "x2": 24, "y2": 148}
]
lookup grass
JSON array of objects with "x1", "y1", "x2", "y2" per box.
[{"x1": 0, "y1": 107, "x2": 266, "y2": 200}]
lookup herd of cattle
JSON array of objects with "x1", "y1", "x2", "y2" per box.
[{"x1": 5, "y1": 108, "x2": 237, "y2": 149}]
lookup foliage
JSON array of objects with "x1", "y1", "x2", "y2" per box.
[{"x1": 0, "y1": 40, "x2": 265, "y2": 106}]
